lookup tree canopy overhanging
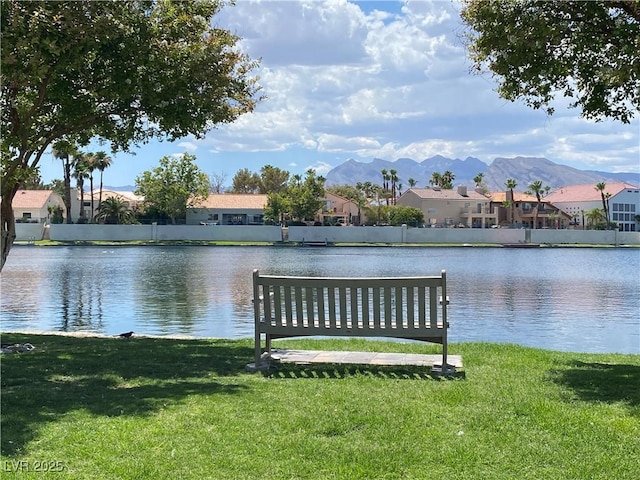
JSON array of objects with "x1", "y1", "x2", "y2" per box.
[
  {"x1": 0, "y1": 0, "x2": 262, "y2": 270},
  {"x1": 460, "y1": 0, "x2": 640, "y2": 123}
]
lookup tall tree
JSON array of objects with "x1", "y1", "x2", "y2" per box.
[
  {"x1": 525, "y1": 180, "x2": 551, "y2": 229},
  {"x1": 84, "y1": 152, "x2": 97, "y2": 221},
  {"x1": 441, "y1": 171, "x2": 455, "y2": 189},
  {"x1": 407, "y1": 178, "x2": 417, "y2": 188},
  {"x1": 594, "y1": 182, "x2": 610, "y2": 226},
  {"x1": 505, "y1": 178, "x2": 517, "y2": 225},
  {"x1": 429, "y1": 172, "x2": 442, "y2": 188},
  {"x1": 286, "y1": 170, "x2": 326, "y2": 222},
  {"x1": 263, "y1": 192, "x2": 288, "y2": 225},
  {"x1": 389, "y1": 169, "x2": 399, "y2": 204},
  {"x1": 259, "y1": 165, "x2": 289, "y2": 194},
  {"x1": 209, "y1": 171, "x2": 227, "y2": 194},
  {"x1": 17, "y1": 167, "x2": 44, "y2": 189},
  {"x1": 461, "y1": 0, "x2": 640, "y2": 123},
  {"x1": 1, "y1": 0, "x2": 261, "y2": 271},
  {"x1": 73, "y1": 153, "x2": 90, "y2": 222},
  {"x1": 51, "y1": 141, "x2": 77, "y2": 224},
  {"x1": 93, "y1": 151, "x2": 112, "y2": 214},
  {"x1": 231, "y1": 168, "x2": 261, "y2": 193},
  {"x1": 135, "y1": 154, "x2": 210, "y2": 225}
]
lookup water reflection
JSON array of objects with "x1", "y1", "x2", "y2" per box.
[{"x1": 1, "y1": 245, "x2": 638, "y2": 353}]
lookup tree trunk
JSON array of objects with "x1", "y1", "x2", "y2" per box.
[
  {"x1": 79, "y1": 183, "x2": 85, "y2": 219},
  {"x1": 1, "y1": 187, "x2": 18, "y2": 272},
  {"x1": 64, "y1": 157, "x2": 72, "y2": 223},
  {"x1": 89, "y1": 176, "x2": 95, "y2": 222},
  {"x1": 99, "y1": 172, "x2": 104, "y2": 210}
]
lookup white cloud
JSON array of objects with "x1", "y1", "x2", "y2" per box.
[
  {"x1": 310, "y1": 161, "x2": 334, "y2": 176},
  {"x1": 177, "y1": 141, "x2": 198, "y2": 152},
  {"x1": 36, "y1": 0, "x2": 635, "y2": 187}
]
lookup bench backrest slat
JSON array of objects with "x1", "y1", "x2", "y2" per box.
[{"x1": 255, "y1": 272, "x2": 446, "y2": 332}]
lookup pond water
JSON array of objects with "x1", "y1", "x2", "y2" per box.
[{"x1": 1, "y1": 245, "x2": 638, "y2": 354}]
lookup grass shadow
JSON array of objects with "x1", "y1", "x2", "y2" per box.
[
  {"x1": 1, "y1": 333, "x2": 254, "y2": 456},
  {"x1": 550, "y1": 360, "x2": 640, "y2": 415},
  {"x1": 264, "y1": 362, "x2": 465, "y2": 380}
]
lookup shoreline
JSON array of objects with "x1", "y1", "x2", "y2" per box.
[{"x1": 12, "y1": 240, "x2": 639, "y2": 248}]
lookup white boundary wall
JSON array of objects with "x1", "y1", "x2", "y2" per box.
[
  {"x1": 49, "y1": 224, "x2": 282, "y2": 242},
  {"x1": 45, "y1": 224, "x2": 640, "y2": 245},
  {"x1": 15, "y1": 223, "x2": 45, "y2": 241}
]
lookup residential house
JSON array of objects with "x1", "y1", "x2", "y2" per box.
[
  {"x1": 489, "y1": 191, "x2": 572, "y2": 229},
  {"x1": 318, "y1": 192, "x2": 362, "y2": 225},
  {"x1": 396, "y1": 186, "x2": 498, "y2": 228},
  {"x1": 187, "y1": 194, "x2": 268, "y2": 225},
  {"x1": 70, "y1": 189, "x2": 144, "y2": 222},
  {"x1": 11, "y1": 190, "x2": 65, "y2": 223},
  {"x1": 545, "y1": 182, "x2": 639, "y2": 231}
]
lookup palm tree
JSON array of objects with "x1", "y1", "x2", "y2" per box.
[
  {"x1": 73, "y1": 154, "x2": 90, "y2": 222},
  {"x1": 429, "y1": 172, "x2": 442, "y2": 188},
  {"x1": 389, "y1": 169, "x2": 398, "y2": 204},
  {"x1": 525, "y1": 180, "x2": 550, "y2": 229},
  {"x1": 94, "y1": 197, "x2": 135, "y2": 224},
  {"x1": 505, "y1": 178, "x2": 517, "y2": 225},
  {"x1": 381, "y1": 169, "x2": 391, "y2": 205},
  {"x1": 473, "y1": 173, "x2": 484, "y2": 187},
  {"x1": 441, "y1": 170, "x2": 455, "y2": 189},
  {"x1": 84, "y1": 152, "x2": 98, "y2": 221},
  {"x1": 94, "y1": 151, "x2": 113, "y2": 213},
  {"x1": 407, "y1": 178, "x2": 417, "y2": 188},
  {"x1": 52, "y1": 140, "x2": 76, "y2": 224},
  {"x1": 594, "y1": 182, "x2": 611, "y2": 227},
  {"x1": 585, "y1": 207, "x2": 606, "y2": 229}
]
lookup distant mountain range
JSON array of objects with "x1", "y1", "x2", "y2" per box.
[{"x1": 325, "y1": 156, "x2": 640, "y2": 191}]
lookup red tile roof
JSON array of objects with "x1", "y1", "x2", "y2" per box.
[
  {"x1": 488, "y1": 192, "x2": 538, "y2": 203},
  {"x1": 12, "y1": 190, "x2": 58, "y2": 209},
  {"x1": 546, "y1": 182, "x2": 638, "y2": 203},
  {"x1": 406, "y1": 187, "x2": 489, "y2": 200}
]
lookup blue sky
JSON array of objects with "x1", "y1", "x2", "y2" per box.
[{"x1": 37, "y1": 0, "x2": 640, "y2": 187}]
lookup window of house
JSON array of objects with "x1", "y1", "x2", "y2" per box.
[{"x1": 22, "y1": 212, "x2": 32, "y2": 220}]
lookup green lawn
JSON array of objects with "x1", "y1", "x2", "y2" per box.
[{"x1": 1, "y1": 333, "x2": 638, "y2": 479}]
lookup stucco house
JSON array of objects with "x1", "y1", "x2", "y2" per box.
[
  {"x1": 545, "y1": 182, "x2": 639, "y2": 231},
  {"x1": 397, "y1": 186, "x2": 498, "y2": 228},
  {"x1": 489, "y1": 191, "x2": 572, "y2": 229},
  {"x1": 318, "y1": 192, "x2": 362, "y2": 225},
  {"x1": 12, "y1": 190, "x2": 65, "y2": 223},
  {"x1": 70, "y1": 189, "x2": 144, "y2": 223},
  {"x1": 187, "y1": 194, "x2": 268, "y2": 225}
]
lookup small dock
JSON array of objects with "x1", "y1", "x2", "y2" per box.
[
  {"x1": 502, "y1": 243, "x2": 540, "y2": 248},
  {"x1": 302, "y1": 239, "x2": 329, "y2": 247}
]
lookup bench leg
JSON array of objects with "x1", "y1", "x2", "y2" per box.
[{"x1": 254, "y1": 333, "x2": 262, "y2": 369}]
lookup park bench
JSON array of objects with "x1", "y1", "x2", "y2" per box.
[{"x1": 252, "y1": 269, "x2": 453, "y2": 374}]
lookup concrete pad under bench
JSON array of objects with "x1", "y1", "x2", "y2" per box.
[{"x1": 247, "y1": 349, "x2": 462, "y2": 375}]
